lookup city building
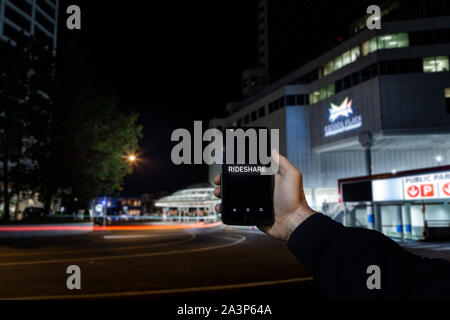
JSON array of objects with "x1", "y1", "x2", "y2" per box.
[
  {"x1": 209, "y1": 3, "x2": 450, "y2": 240},
  {"x1": 0, "y1": 0, "x2": 59, "y2": 47}
]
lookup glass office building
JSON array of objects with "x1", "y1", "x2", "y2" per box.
[{"x1": 0, "y1": 0, "x2": 59, "y2": 47}]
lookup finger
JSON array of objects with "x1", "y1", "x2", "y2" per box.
[
  {"x1": 214, "y1": 174, "x2": 221, "y2": 185},
  {"x1": 215, "y1": 203, "x2": 221, "y2": 213},
  {"x1": 214, "y1": 186, "x2": 221, "y2": 198}
]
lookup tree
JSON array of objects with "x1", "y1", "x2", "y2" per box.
[
  {"x1": 0, "y1": 34, "x2": 143, "y2": 219},
  {"x1": 0, "y1": 35, "x2": 46, "y2": 220}
]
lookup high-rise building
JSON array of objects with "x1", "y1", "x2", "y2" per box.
[
  {"x1": 265, "y1": 0, "x2": 450, "y2": 83},
  {"x1": 0, "y1": 0, "x2": 59, "y2": 47}
]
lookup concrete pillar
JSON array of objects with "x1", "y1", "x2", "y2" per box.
[
  {"x1": 367, "y1": 203, "x2": 374, "y2": 230},
  {"x1": 402, "y1": 203, "x2": 412, "y2": 240},
  {"x1": 374, "y1": 204, "x2": 382, "y2": 232},
  {"x1": 311, "y1": 188, "x2": 317, "y2": 210},
  {"x1": 348, "y1": 207, "x2": 356, "y2": 227},
  {"x1": 396, "y1": 205, "x2": 403, "y2": 239}
]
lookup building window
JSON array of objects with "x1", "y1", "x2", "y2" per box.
[
  {"x1": 296, "y1": 95, "x2": 304, "y2": 105},
  {"x1": 342, "y1": 50, "x2": 352, "y2": 66},
  {"x1": 362, "y1": 41, "x2": 370, "y2": 56},
  {"x1": 423, "y1": 56, "x2": 450, "y2": 72},
  {"x1": 243, "y1": 114, "x2": 250, "y2": 125},
  {"x1": 309, "y1": 91, "x2": 320, "y2": 104},
  {"x1": 326, "y1": 83, "x2": 335, "y2": 97},
  {"x1": 369, "y1": 37, "x2": 378, "y2": 52},
  {"x1": 445, "y1": 88, "x2": 450, "y2": 115},
  {"x1": 258, "y1": 106, "x2": 265, "y2": 118},
  {"x1": 9, "y1": 0, "x2": 32, "y2": 16},
  {"x1": 351, "y1": 46, "x2": 361, "y2": 61},
  {"x1": 268, "y1": 102, "x2": 275, "y2": 113},
  {"x1": 5, "y1": 5, "x2": 31, "y2": 32},
  {"x1": 286, "y1": 95, "x2": 296, "y2": 105},
  {"x1": 324, "y1": 60, "x2": 334, "y2": 76},
  {"x1": 251, "y1": 110, "x2": 257, "y2": 122},
  {"x1": 334, "y1": 55, "x2": 343, "y2": 70}
]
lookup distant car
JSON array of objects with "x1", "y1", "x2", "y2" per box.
[{"x1": 22, "y1": 207, "x2": 46, "y2": 220}]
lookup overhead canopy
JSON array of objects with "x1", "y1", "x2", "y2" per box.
[{"x1": 155, "y1": 186, "x2": 219, "y2": 208}]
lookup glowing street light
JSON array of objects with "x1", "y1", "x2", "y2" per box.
[{"x1": 128, "y1": 154, "x2": 137, "y2": 162}]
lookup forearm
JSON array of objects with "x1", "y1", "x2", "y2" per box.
[{"x1": 287, "y1": 213, "x2": 450, "y2": 299}]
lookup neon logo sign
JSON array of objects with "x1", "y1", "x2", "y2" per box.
[
  {"x1": 329, "y1": 97, "x2": 353, "y2": 122},
  {"x1": 324, "y1": 97, "x2": 362, "y2": 137}
]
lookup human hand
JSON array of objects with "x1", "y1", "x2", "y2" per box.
[{"x1": 214, "y1": 149, "x2": 315, "y2": 241}]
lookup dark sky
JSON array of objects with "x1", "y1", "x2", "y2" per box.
[{"x1": 58, "y1": 1, "x2": 259, "y2": 195}]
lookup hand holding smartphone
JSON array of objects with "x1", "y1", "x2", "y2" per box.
[{"x1": 220, "y1": 127, "x2": 274, "y2": 226}]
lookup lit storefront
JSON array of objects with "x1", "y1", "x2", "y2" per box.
[{"x1": 155, "y1": 185, "x2": 220, "y2": 223}]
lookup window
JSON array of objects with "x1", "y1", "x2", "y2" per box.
[
  {"x1": 335, "y1": 79, "x2": 343, "y2": 93},
  {"x1": 9, "y1": 0, "x2": 32, "y2": 16},
  {"x1": 351, "y1": 46, "x2": 361, "y2": 61},
  {"x1": 362, "y1": 41, "x2": 370, "y2": 56},
  {"x1": 352, "y1": 72, "x2": 361, "y2": 86},
  {"x1": 378, "y1": 33, "x2": 409, "y2": 50},
  {"x1": 243, "y1": 114, "x2": 250, "y2": 125},
  {"x1": 296, "y1": 94, "x2": 305, "y2": 105},
  {"x1": 5, "y1": 5, "x2": 31, "y2": 32},
  {"x1": 309, "y1": 91, "x2": 320, "y2": 104},
  {"x1": 342, "y1": 50, "x2": 351, "y2": 66},
  {"x1": 334, "y1": 55, "x2": 343, "y2": 70},
  {"x1": 423, "y1": 56, "x2": 450, "y2": 72},
  {"x1": 326, "y1": 83, "x2": 335, "y2": 97},
  {"x1": 37, "y1": 0, "x2": 56, "y2": 18},
  {"x1": 320, "y1": 87, "x2": 327, "y2": 100},
  {"x1": 251, "y1": 110, "x2": 257, "y2": 122},
  {"x1": 268, "y1": 102, "x2": 275, "y2": 113},
  {"x1": 324, "y1": 60, "x2": 334, "y2": 76},
  {"x1": 396, "y1": 33, "x2": 409, "y2": 47},
  {"x1": 445, "y1": 88, "x2": 450, "y2": 115},
  {"x1": 286, "y1": 95, "x2": 296, "y2": 106},
  {"x1": 258, "y1": 106, "x2": 265, "y2": 118},
  {"x1": 343, "y1": 75, "x2": 352, "y2": 90},
  {"x1": 369, "y1": 37, "x2": 378, "y2": 53},
  {"x1": 35, "y1": 9, "x2": 54, "y2": 32}
]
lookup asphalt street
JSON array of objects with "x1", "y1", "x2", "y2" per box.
[
  {"x1": 0, "y1": 225, "x2": 448, "y2": 301},
  {"x1": 0, "y1": 225, "x2": 318, "y2": 301}
]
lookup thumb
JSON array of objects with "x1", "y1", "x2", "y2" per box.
[{"x1": 272, "y1": 149, "x2": 296, "y2": 177}]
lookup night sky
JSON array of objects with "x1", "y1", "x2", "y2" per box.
[{"x1": 58, "y1": 1, "x2": 259, "y2": 195}]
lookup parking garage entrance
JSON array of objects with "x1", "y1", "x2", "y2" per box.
[{"x1": 338, "y1": 166, "x2": 450, "y2": 240}]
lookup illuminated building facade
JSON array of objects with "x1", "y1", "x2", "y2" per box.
[{"x1": 209, "y1": 15, "x2": 450, "y2": 239}]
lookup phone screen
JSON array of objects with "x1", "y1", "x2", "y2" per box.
[{"x1": 221, "y1": 128, "x2": 274, "y2": 226}]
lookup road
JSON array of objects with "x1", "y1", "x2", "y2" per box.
[
  {"x1": 0, "y1": 225, "x2": 318, "y2": 301},
  {"x1": 0, "y1": 224, "x2": 448, "y2": 301}
]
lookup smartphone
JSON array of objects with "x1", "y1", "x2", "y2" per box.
[{"x1": 221, "y1": 127, "x2": 274, "y2": 226}]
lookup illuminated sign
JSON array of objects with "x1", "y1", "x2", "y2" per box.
[
  {"x1": 403, "y1": 172, "x2": 450, "y2": 200},
  {"x1": 372, "y1": 171, "x2": 450, "y2": 201},
  {"x1": 324, "y1": 97, "x2": 362, "y2": 137}
]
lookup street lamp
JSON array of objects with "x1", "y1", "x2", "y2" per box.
[
  {"x1": 128, "y1": 154, "x2": 137, "y2": 162},
  {"x1": 436, "y1": 155, "x2": 443, "y2": 164}
]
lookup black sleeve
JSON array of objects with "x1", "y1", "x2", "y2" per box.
[{"x1": 287, "y1": 213, "x2": 450, "y2": 300}]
